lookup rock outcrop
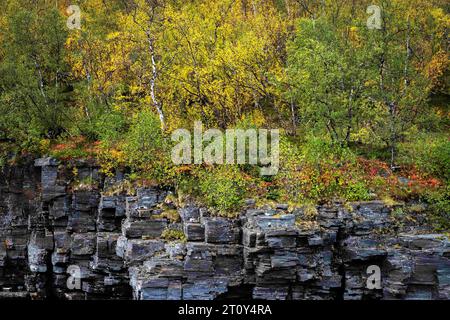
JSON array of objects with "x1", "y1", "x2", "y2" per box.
[{"x1": 0, "y1": 158, "x2": 449, "y2": 300}]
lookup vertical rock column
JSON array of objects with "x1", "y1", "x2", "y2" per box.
[
  {"x1": 0, "y1": 161, "x2": 40, "y2": 299},
  {"x1": 33, "y1": 158, "x2": 132, "y2": 299}
]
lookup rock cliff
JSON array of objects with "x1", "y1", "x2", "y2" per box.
[{"x1": 0, "y1": 158, "x2": 449, "y2": 300}]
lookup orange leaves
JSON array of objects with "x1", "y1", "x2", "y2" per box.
[
  {"x1": 49, "y1": 136, "x2": 100, "y2": 160},
  {"x1": 175, "y1": 165, "x2": 192, "y2": 174},
  {"x1": 357, "y1": 157, "x2": 443, "y2": 199}
]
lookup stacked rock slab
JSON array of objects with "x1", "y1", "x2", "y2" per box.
[
  {"x1": 0, "y1": 161, "x2": 41, "y2": 299},
  {"x1": 242, "y1": 207, "x2": 342, "y2": 300},
  {"x1": 128, "y1": 202, "x2": 244, "y2": 300},
  {"x1": 0, "y1": 158, "x2": 133, "y2": 299},
  {"x1": 0, "y1": 158, "x2": 449, "y2": 300}
]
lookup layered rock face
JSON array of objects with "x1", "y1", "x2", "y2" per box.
[{"x1": 0, "y1": 159, "x2": 449, "y2": 300}]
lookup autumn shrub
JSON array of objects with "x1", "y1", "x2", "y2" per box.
[
  {"x1": 198, "y1": 165, "x2": 248, "y2": 214},
  {"x1": 421, "y1": 186, "x2": 450, "y2": 231},
  {"x1": 274, "y1": 136, "x2": 305, "y2": 202},
  {"x1": 302, "y1": 136, "x2": 357, "y2": 166},
  {"x1": 93, "y1": 108, "x2": 130, "y2": 175},
  {"x1": 399, "y1": 133, "x2": 450, "y2": 182},
  {"x1": 343, "y1": 180, "x2": 371, "y2": 201},
  {"x1": 121, "y1": 109, "x2": 174, "y2": 184},
  {"x1": 49, "y1": 136, "x2": 99, "y2": 160},
  {"x1": 274, "y1": 135, "x2": 370, "y2": 203}
]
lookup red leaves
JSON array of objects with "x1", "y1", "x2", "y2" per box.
[
  {"x1": 50, "y1": 136, "x2": 100, "y2": 160},
  {"x1": 357, "y1": 157, "x2": 442, "y2": 199}
]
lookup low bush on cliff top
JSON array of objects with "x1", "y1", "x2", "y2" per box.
[{"x1": 198, "y1": 165, "x2": 249, "y2": 215}]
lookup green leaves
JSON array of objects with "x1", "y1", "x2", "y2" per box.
[
  {"x1": 0, "y1": 5, "x2": 72, "y2": 143},
  {"x1": 198, "y1": 165, "x2": 247, "y2": 214},
  {"x1": 286, "y1": 18, "x2": 373, "y2": 144}
]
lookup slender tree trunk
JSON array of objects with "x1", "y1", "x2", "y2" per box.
[{"x1": 146, "y1": 32, "x2": 166, "y2": 130}]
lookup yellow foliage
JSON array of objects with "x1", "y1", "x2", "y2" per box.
[{"x1": 425, "y1": 50, "x2": 449, "y2": 92}]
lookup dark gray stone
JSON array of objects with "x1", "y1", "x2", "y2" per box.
[
  {"x1": 121, "y1": 218, "x2": 167, "y2": 239},
  {"x1": 184, "y1": 222, "x2": 205, "y2": 241},
  {"x1": 204, "y1": 218, "x2": 240, "y2": 244}
]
